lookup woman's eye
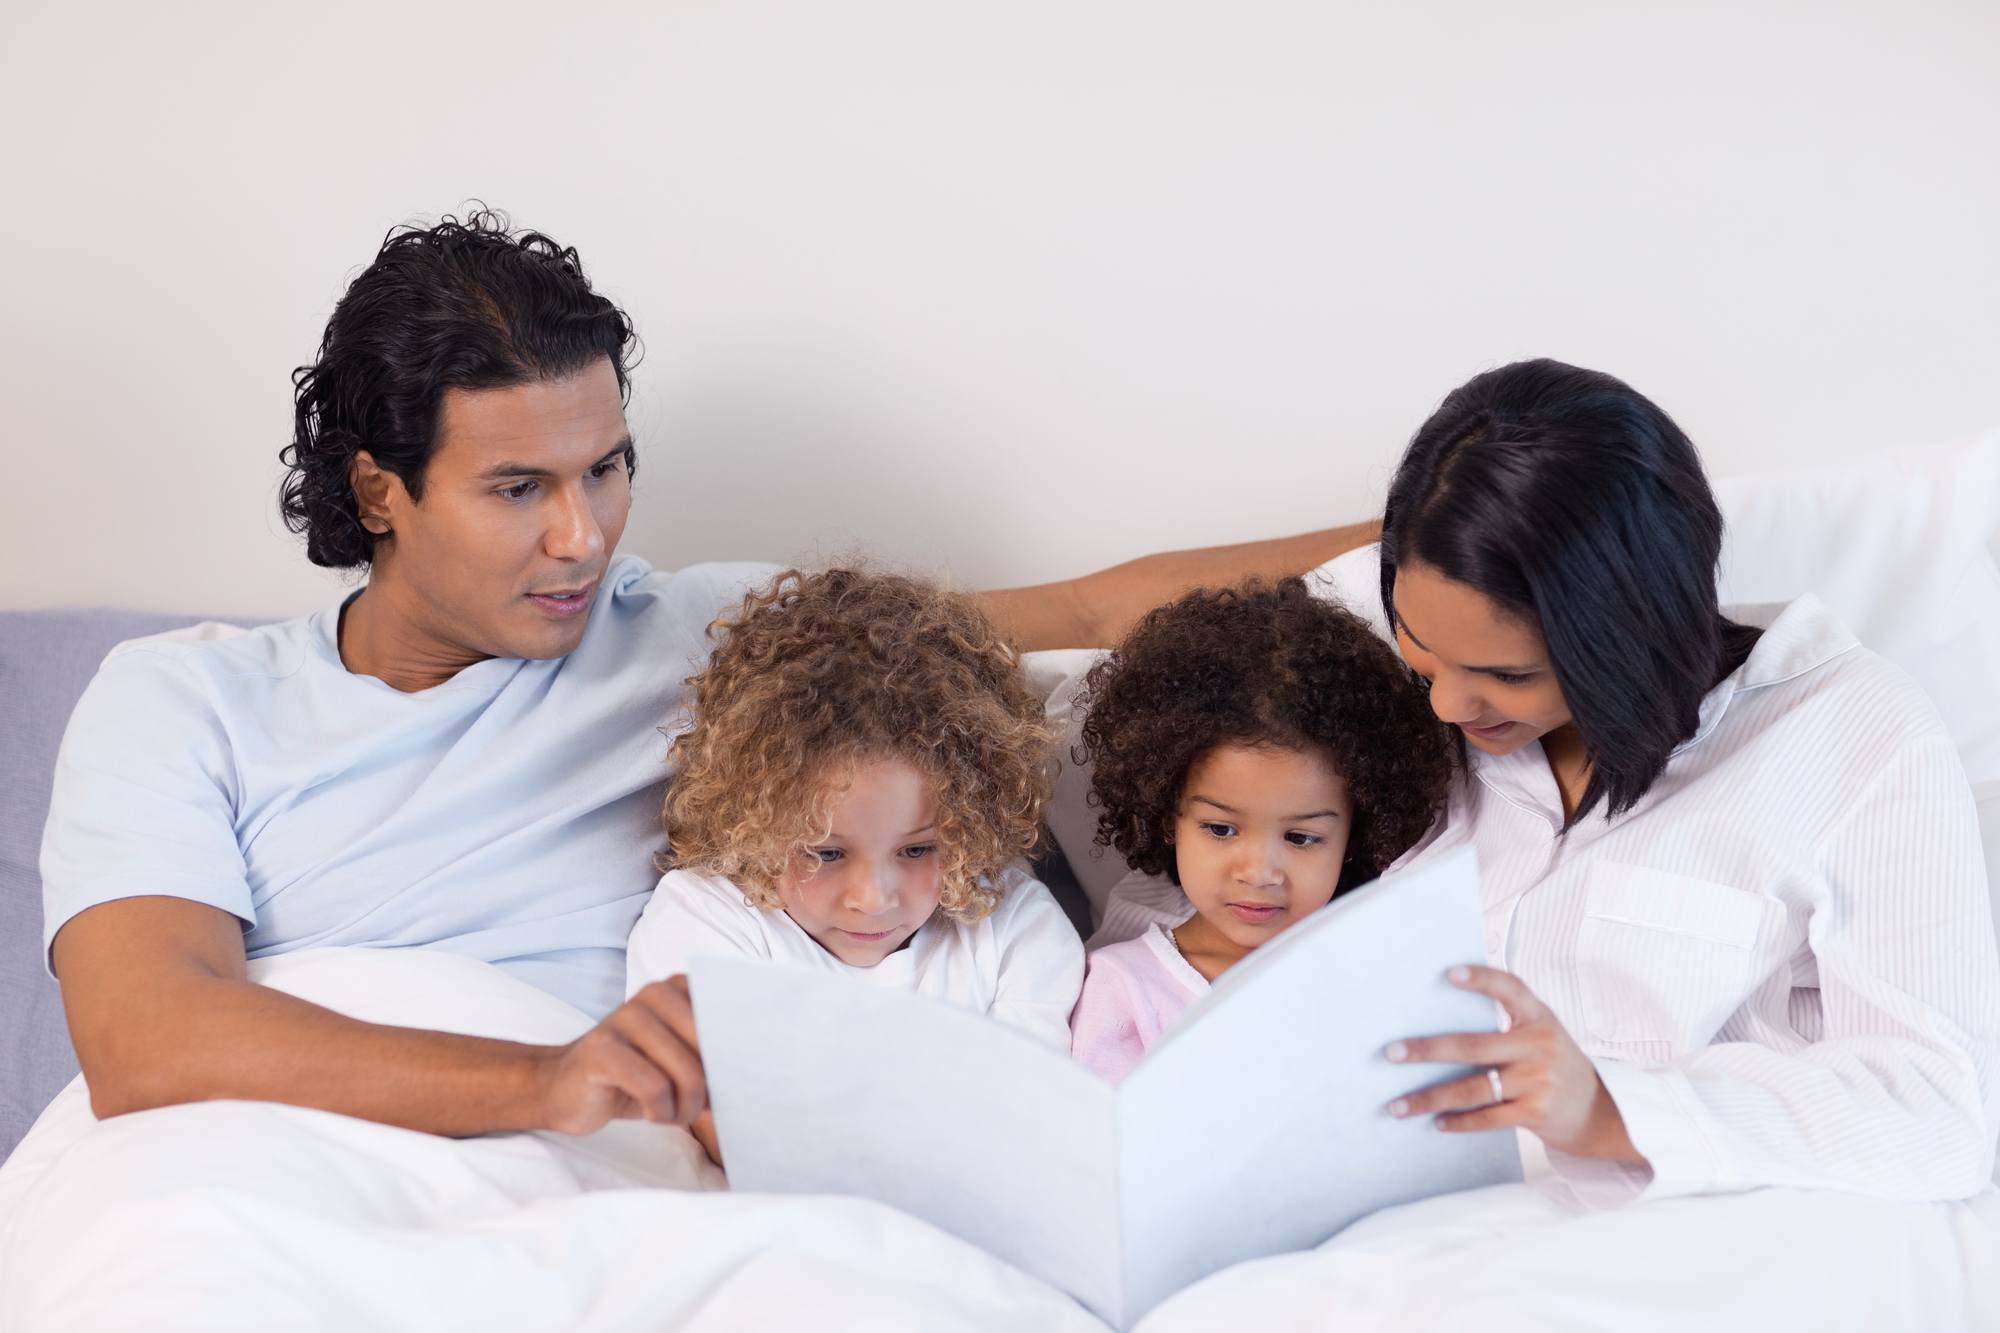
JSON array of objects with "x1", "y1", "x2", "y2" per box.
[
  {"x1": 901, "y1": 844, "x2": 935, "y2": 861},
  {"x1": 498, "y1": 480, "x2": 537, "y2": 502},
  {"x1": 1490, "y1": 672, "x2": 1536, "y2": 687},
  {"x1": 1200, "y1": 822, "x2": 1236, "y2": 839}
]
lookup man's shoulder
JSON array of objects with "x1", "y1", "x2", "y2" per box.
[
  {"x1": 607, "y1": 556, "x2": 783, "y2": 614},
  {"x1": 87, "y1": 611, "x2": 328, "y2": 718},
  {"x1": 592, "y1": 556, "x2": 783, "y2": 650}
]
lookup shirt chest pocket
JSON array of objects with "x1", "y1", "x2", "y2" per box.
[{"x1": 1574, "y1": 864, "x2": 1771, "y2": 1065}]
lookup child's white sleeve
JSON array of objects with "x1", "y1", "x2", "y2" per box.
[
  {"x1": 985, "y1": 873, "x2": 1086, "y2": 1051},
  {"x1": 624, "y1": 869, "x2": 771, "y2": 1000}
]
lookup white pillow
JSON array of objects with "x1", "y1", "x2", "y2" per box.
[{"x1": 1713, "y1": 435, "x2": 2000, "y2": 784}]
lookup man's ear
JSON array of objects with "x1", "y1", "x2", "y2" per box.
[{"x1": 349, "y1": 452, "x2": 398, "y2": 536}]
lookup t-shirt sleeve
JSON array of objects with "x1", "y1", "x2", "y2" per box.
[
  {"x1": 39, "y1": 646, "x2": 254, "y2": 973},
  {"x1": 624, "y1": 870, "x2": 773, "y2": 999},
  {"x1": 984, "y1": 873, "x2": 1086, "y2": 1051}
]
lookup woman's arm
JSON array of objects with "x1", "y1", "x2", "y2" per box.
[
  {"x1": 1586, "y1": 736, "x2": 2000, "y2": 1202},
  {"x1": 978, "y1": 520, "x2": 1381, "y2": 651}
]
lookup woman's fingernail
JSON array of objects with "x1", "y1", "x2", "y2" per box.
[
  {"x1": 1448, "y1": 966, "x2": 1471, "y2": 983},
  {"x1": 1388, "y1": 1099, "x2": 1409, "y2": 1117},
  {"x1": 1385, "y1": 1041, "x2": 1408, "y2": 1062}
]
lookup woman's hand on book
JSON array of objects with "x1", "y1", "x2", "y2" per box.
[
  {"x1": 1383, "y1": 965, "x2": 1644, "y2": 1165},
  {"x1": 532, "y1": 976, "x2": 709, "y2": 1136}
]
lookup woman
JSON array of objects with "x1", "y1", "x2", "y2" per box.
[
  {"x1": 1366, "y1": 358, "x2": 1998, "y2": 1204},
  {"x1": 1087, "y1": 357, "x2": 1997, "y2": 1208}
]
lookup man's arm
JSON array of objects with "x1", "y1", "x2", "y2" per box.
[
  {"x1": 976, "y1": 520, "x2": 1381, "y2": 651},
  {"x1": 54, "y1": 895, "x2": 706, "y2": 1137}
]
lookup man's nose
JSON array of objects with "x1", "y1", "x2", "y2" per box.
[{"x1": 544, "y1": 483, "x2": 605, "y2": 562}]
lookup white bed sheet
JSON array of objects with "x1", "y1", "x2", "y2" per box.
[{"x1": 2, "y1": 946, "x2": 1993, "y2": 1332}]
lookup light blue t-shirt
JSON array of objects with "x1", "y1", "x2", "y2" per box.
[{"x1": 39, "y1": 555, "x2": 779, "y2": 1019}]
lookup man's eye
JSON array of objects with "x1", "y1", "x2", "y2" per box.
[
  {"x1": 588, "y1": 460, "x2": 618, "y2": 480},
  {"x1": 901, "y1": 844, "x2": 935, "y2": 860},
  {"x1": 1200, "y1": 822, "x2": 1236, "y2": 839},
  {"x1": 498, "y1": 480, "x2": 537, "y2": 502}
]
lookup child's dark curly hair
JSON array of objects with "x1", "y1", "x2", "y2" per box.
[
  {"x1": 1074, "y1": 577, "x2": 1455, "y2": 892},
  {"x1": 661, "y1": 567, "x2": 1053, "y2": 921}
]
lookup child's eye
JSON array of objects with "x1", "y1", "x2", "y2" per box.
[
  {"x1": 1286, "y1": 831, "x2": 1324, "y2": 848},
  {"x1": 1199, "y1": 822, "x2": 1236, "y2": 840},
  {"x1": 900, "y1": 844, "x2": 935, "y2": 861},
  {"x1": 811, "y1": 848, "x2": 844, "y2": 864}
]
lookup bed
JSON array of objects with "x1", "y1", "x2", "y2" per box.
[{"x1": 2, "y1": 438, "x2": 1997, "y2": 1330}]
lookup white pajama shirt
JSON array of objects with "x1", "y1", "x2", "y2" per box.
[{"x1": 1098, "y1": 591, "x2": 2000, "y2": 1205}]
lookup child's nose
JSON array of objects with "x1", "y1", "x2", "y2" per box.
[
  {"x1": 846, "y1": 867, "x2": 897, "y2": 915},
  {"x1": 1234, "y1": 843, "x2": 1283, "y2": 887}
]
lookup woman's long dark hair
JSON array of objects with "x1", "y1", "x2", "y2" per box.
[{"x1": 1380, "y1": 358, "x2": 1759, "y2": 826}]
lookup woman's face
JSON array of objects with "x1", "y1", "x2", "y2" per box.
[{"x1": 1390, "y1": 560, "x2": 1572, "y2": 757}]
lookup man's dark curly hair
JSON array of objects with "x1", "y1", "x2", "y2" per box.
[
  {"x1": 1074, "y1": 577, "x2": 1455, "y2": 893},
  {"x1": 279, "y1": 207, "x2": 639, "y2": 569}
]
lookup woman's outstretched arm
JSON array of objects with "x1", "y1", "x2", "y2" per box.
[{"x1": 978, "y1": 519, "x2": 1381, "y2": 651}]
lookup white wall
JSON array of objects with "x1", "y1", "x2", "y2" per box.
[{"x1": 3, "y1": 0, "x2": 1996, "y2": 616}]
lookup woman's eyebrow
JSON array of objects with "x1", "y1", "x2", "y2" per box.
[{"x1": 1392, "y1": 603, "x2": 1541, "y2": 676}]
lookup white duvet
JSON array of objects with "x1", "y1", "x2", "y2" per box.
[{"x1": 1, "y1": 946, "x2": 1994, "y2": 1332}]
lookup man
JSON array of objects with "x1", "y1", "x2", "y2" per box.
[{"x1": 42, "y1": 210, "x2": 1375, "y2": 1143}]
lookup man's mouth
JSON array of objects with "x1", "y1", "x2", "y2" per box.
[{"x1": 525, "y1": 582, "x2": 598, "y2": 618}]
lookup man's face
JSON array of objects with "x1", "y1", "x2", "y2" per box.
[{"x1": 362, "y1": 358, "x2": 633, "y2": 663}]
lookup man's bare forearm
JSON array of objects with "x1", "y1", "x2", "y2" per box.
[
  {"x1": 97, "y1": 974, "x2": 556, "y2": 1135},
  {"x1": 979, "y1": 519, "x2": 1381, "y2": 650},
  {"x1": 56, "y1": 897, "x2": 558, "y2": 1136}
]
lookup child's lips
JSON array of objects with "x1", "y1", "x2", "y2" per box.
[
  {"x1": 840, "y1": 927, "x2": 898, "y2": 942},
  {"x1": 1226, "y1": 902, "x2": 1284, "y2": 924}
]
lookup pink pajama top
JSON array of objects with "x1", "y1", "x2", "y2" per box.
[{"x1": 1068, "y1": 923, "x2": 1211, "y2": 1083}]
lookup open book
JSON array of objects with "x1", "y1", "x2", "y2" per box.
[{"x1": 687, "y1": 846, "x2": 1520, "y2": 1328}]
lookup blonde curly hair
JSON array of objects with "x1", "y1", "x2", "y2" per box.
[{"x1": 660, "y1": 567, "x2": 1053, "y2": 922}]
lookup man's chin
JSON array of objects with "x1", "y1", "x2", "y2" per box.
[{"x1": 497, "y1": 616, "x2": 590, "y2": 663}]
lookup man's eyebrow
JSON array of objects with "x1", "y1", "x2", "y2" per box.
[
  {"x1": 1391, "y1": 601, "x2": 1542, "y2": 677},
  {"x1": 473, "y1": 438, "x2": 633, "y2": 482}
]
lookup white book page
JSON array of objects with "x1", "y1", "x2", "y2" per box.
[
  {"x1": 688, "y1": 954, "x2": 1123, "y2": 1321},
  {"x1": 1116, "y1": 847, "x2": 1523, "y2": 1321}
]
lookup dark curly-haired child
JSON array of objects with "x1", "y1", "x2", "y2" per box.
[{"x1": 1067, "y1": 576, "x2": 1455, "y2": 1083}]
